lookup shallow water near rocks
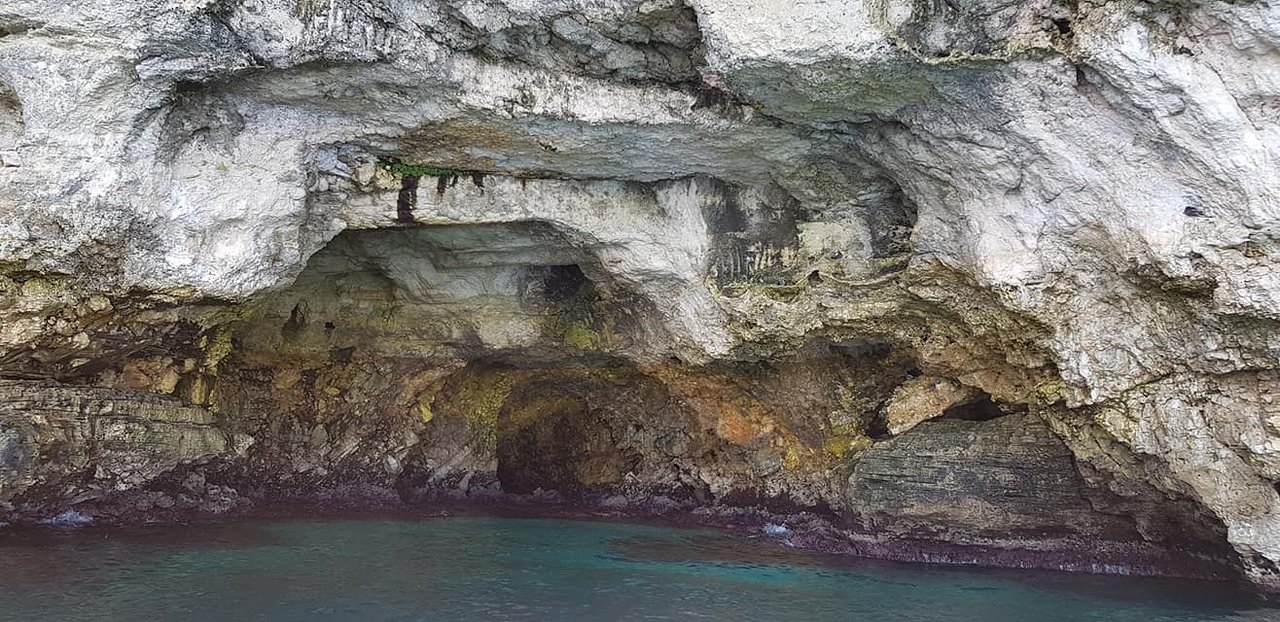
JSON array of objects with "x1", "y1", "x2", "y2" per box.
[{"x1": 0, "y1": 516, "x2": 1275, "y2": 621}]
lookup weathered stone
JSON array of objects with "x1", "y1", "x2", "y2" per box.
[
  {"x1": 854, "y1": 415, "x2": 1134, "y2": 538},
  {"x1": 846, "y1": 413, "x2": 1235, "y2": 575},
  {"x1": 883, "y1": 376, "x2": 981, "y2": 435},
  {"x1": 0, "y1": 380, "x2": 230, "y2": 516}
]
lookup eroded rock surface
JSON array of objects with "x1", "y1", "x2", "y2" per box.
[
  {"x1": 2, "y1": 0, "x2": 1280, "y2": 591},
  {"x1": 849, "y1": 414, "x2": 1233, "y2": 575},
  {"x1": 0, "y1": 380, "x2": 231, "y2": 518}
]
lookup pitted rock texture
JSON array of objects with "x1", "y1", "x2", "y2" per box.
[{"x1": 2, "y1": 0, "x2": 1280, "y2": 591}]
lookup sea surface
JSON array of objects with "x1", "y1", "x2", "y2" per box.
[{"x1": 0, "y1": 515, "x2": 1276, "y2": 621}]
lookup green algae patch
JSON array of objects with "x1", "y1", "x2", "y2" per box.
[
  {"x1": 379, "y1": 159, "x2": 487, "y2": 190},
  {"x1": 382, "y1": 161, "x2": 466, "y2": 178},
  {"x1": 823, "y1": 432, "x2": 873, "y2": 461},
  {"x1": 417, "y1": 397, "x2": 435, "y2": 424},
  {"x1": 545, "y1": 279, "x2": 624, "y2": 352},
  {"x1": 1034, "y1": 380, "x2": 1066, "y2": 405},
  {"x1": 562, "y1": 324, "x2": 604, "y2": 350},
  {"x1": 199, "y1": 324, "x2": 237, "y2": 372},
  {"x1": 717, "y1": 279, "x2": 810, "y2": 304},
  {"x1": 435, "y1": 368, "x2": 519, "y2": 452}
]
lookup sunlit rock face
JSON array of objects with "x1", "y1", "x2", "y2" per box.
[{"x1": 3, "y1": 0, "x2": 1280, "y2": 590}]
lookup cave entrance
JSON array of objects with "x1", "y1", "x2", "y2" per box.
[
  {"x1": 939, "y1": 392, "x2": 1017, "y2": 422},
  {"x1": 496, "y1": 391, "x2": 640, "y2": 494},
  {"x1": 494, "y1": 387, "x2": 638, "y2": 496},
  {"x1": 496, "y1": 393, "x2": 593, "y2": 495},
  {"x1": 238, "y1": 220, "x2": 625, "y2": 358}
]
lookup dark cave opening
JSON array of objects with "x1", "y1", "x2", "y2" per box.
[
  {"x1": 494, "y1": 386, "x2": 639, "y2": 496},
  {"x1": 542, "y1": 264, "x2": 591, "y2": 303},
  {"x1": 940, "y1": 392, "x2": 1014, "y2": 422},
  {"x1": 241, "y1": 219, "x2": 628, "y2": 359}
]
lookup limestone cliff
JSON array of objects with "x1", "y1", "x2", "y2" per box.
[{"x1": 2, "y1": 0, "x2": 1280, "y2": 592}]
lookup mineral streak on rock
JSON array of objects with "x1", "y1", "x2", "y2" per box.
[{"x1": 2, "y1": 0, "x2": 1280, "y2": 592}]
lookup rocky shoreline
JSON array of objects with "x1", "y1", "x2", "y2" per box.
[
  {"x1": 1, "y1": 374, "x2": 1242, "y2": 587},
  {"x1": 1, "y1": 475, "x2": 1243, "y2": 586}
]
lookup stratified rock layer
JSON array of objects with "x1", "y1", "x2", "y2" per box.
[
  {"x1": 2, "y1": 0, "x2": 1280, "y2": 591},
  {"x1": 0, "y1": 380, "x2": 229, "y2": 516}
]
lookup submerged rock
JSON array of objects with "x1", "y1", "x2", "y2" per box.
[
  {"x1": 42, "y1": 509, "x2": 93, "y2": 528},
  {"x1": 762, "y1": 523, "x2": 792, "y2": 538}
]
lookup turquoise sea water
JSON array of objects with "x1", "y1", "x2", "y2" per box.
[{"x1": 0, "y1": 516, "x2": 1275, "y2": 621}]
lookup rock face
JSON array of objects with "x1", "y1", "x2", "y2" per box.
[
  {"x1": 2, "y1": 0, "x2": 1280, "y2": 591},
  {"x1": 0, "y1": 380, "x2": 231, "y2": 518},
  {"x1": 848, "y1": 414, "x2": 1233, "y2": 575}
]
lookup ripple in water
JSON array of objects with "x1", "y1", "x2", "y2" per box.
[{"x1": 0, "y1": 516, "x2": 1274, "y2": 621}]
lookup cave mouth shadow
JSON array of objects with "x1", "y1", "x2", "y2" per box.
[
  {"x1": 492, "y1": 379, "x2": 655, "y2": 498},
  {"x1": 496, "y1": 392, "x2": 603, "y2": 495},
  {"x1": 245, "y1": 219, "x2": 651, "y2": 360},
  {"x1": 940, "y1": 392, "x2": 1017, "y2": 422}
]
